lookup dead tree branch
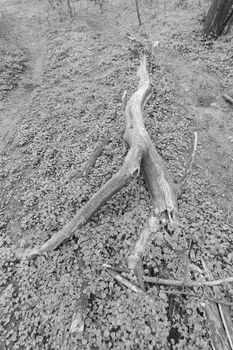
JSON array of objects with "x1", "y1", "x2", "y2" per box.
[
  {"x1": 163, "y1": 290, "x2": 233, "y2": 307},
  {"x1": 20, "y1": 55, "x2": 177, "y2": 260}
]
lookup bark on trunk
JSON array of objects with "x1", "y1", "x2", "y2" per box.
[
  {"x1": 67, "y1": 0, "x2": 74, "y2": 18},
  {"x1": 135, "y1": 0, "x2": 142, "y2": 25},
  {"x1": 203, "y1": 0, "x2": 233, "y2": 38}
]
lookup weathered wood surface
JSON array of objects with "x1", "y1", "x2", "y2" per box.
[{"x1": 21, "y1": 55, "x2": 177, "y2": 259}]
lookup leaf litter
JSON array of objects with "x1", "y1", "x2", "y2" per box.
[{"x1": 0, "y1": 0, "x2": 233, "y2": 349}]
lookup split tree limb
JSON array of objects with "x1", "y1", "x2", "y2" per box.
[
  {"x1": 21, "y1": 55, "x2": 177, "y2": 259},
  {"x1": 124, "y1": 56, "x2": 178, "y2": 222}
]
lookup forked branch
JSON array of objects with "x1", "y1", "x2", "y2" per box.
[{"x1": 21, "y1": 55, "x2": 177, "y2": 260}]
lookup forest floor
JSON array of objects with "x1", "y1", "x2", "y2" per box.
[{"x1": 0, "y1": 0, "x2": 233, "y2": 349}]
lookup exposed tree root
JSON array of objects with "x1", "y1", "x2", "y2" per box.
[{"x1": 20, "y1": 55, "x2": 178, "y2": 260}]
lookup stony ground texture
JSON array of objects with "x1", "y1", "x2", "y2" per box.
[{"x1": 0, "y1": 0, "x2": 233, "y2": 349}]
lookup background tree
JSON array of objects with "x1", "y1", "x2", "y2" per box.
[
  {"x1": 135, "y1": 0, "x2": 142, "y2": 25},
  {"x1": 203, "y1": 0, "x2": 233, "y2": 38},
  {"x1": 66, "y1": 0, "x2": 74, "y2": 18}
]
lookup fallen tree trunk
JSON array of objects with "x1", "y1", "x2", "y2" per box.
[{"x1": 21, "y1": 55, "x2": 178, "y2": 260}]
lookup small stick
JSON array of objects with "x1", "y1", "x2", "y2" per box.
[
  {"x1": 178, "y1": 132, "x2": 198, "y2": 194},
  {"x1": 103, "y1": 263, "x2": 128, "y2": 274},
  {"x1": 227, "y1": 202, "x2": 232, "y2": 224},
  {"x1": 201, "y1": 259, "x2": 233, "y2": 350},
  {"x1": 108, "y1": 269, "x2": 144, "y2": 294},
  {"x1": 135, "y1": 258, "x2": 146, "y2": 291},
  {"x1": 122, "y1": 90, "x2": 128, "y2": 111},
  {"x1": 125, "y1": 34, "x2": 144, "y2": 46},
  {"x1": 223, "y1": 94, "x2": 233, "y2": 105},
  {"x1": 163, "y1": 290, "x2": 233, "y2": 307},
  {"x1": 143, "y1": 276, "x2": 233, "y2": 287},
  {"x1": 107, "y1": 269, "x2": 159, "y2": 309}
]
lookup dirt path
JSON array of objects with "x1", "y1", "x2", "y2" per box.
[
  {"x1": 157, "y1": 50, "x2": 233, "y2": 220},
  {"x1": 0, "y1": 0, "x2": 46, "y2": 153}
]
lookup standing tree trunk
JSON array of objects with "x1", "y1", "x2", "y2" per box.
[
  {"x1": 135, "y1": 0, "x2": 142, "y2": 25},
  {"x1": 67, "y1": 0, "x2": 74, "y2": 18},
  {"x1": 203, "y1": 0, "x2": 233, "y2": 38}
]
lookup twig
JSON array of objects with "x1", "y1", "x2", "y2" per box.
[
  {"x1": 135, "y1": 258, "x2": 146, "y2": 291},
  {"x1": 201, "y1": 259, "x2": 233, "y2": 350},
  {"x1": 103, "y1": 263, "x2": 128, "y2": 274},
  {"x1": 223, "y1": 94, "x2": 233, "y2": 105},
  {"x1": 227, "y1": 202, "x2": 232, "y2": 224},
  {"x1": 121, "y1": 90, "x2": 128, "y2": 111},
  {"x1": 178, "y1": 132, "x2": 197, "y2": 195},
  {"x1": 163, "y1": 290, "x2": 233, "y2": 307},
  {"x1": 125, "y1": 34, "x2": 144, "y2": 46},
  {"x1": 70, "y1": 305, "x2": 84, "y2": 334},
  {"x1": 106, "y1": 269, "x2": 160, "y2": 310},
  {"x1": 107, "y1": 269, "x2": 144, "y2": 294},
  {"x1": 219, "y1": 304, "x2": 233, "y2": 350},
  {"x1": 143, "y1": 276, "x2": 233, "y2": 287}
]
